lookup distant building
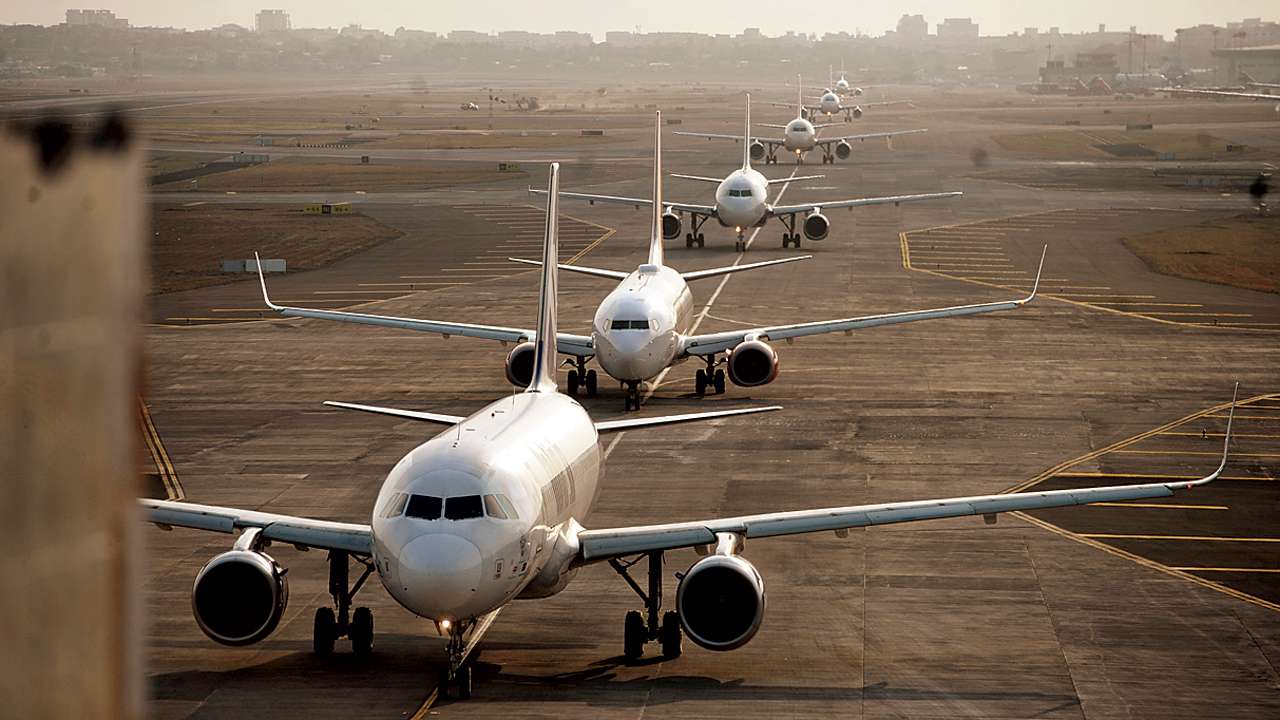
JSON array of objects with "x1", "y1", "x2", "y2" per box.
[
  {"x1": 65, "y1": 9, "x2": 128, "y2": 29},
  {"x1": 742, "y1": 27, "x2": 763, "y2": 40},
  {"x1": 937, "y1": 18, "x2": 978, "y2": 42},
  {"x1": 896, "y1": 14, "x2": 928, "y2": 42},
  {"x1": 1214, "y1": 43, "x2": 1280, "y2": 83},
  {"x1": 448, "y1": 30, "x2": 492, "y2": 43},
  {"x1": 255, "y1": 10, "x2": 290, "y2": 33}
]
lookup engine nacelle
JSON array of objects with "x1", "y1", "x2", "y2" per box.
[
  {"x1": 661, "y1": 209, "x2": 682, "y2": 239},
  {"x1": 505, "y1": 341, "x2": 536, "y2": 387},
  {"x1": 853, "y1": 87, "x2": 864, "y2": 97},
  {"x1": 803, "y1": 209, "x2": 830, "y2": 241},
  {"x1": 835, "y1": 140, "x2": 852, "y2": 160},
  {"x1": 726, "y1": 339, "x2": 780, "y2": 387},
  {"x1": 677, "y1": 554, "x2": 766, "y2": 651},
  {"x1": 850, "y1": 106, "x2": 864, "y2": 119},
  {"x1": 749, "y1": 140, "x2": 766, "y2": 161},
  {"x1": 192, "y1": 549, "x2": 289, "y2": 646}
]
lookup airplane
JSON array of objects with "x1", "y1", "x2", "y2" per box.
[
  {"x1": 137, "y1": 184, "x2": 1241, "y2": 698},
  {"x1": 771, "y1": 74, "x2": 909, "y2": 122},
  {"x1": 831, "y1": 60, "x2": 864, "y2": 97},
  {"x1": 677, "y1": 85, "x2": 927, "y2": 165},
  {"x1": 552, "y1": 101, "x2": 958, "y2": 251},
  {"x1": 255, "y1": 112, "x2": 1038, "y2": 413},
  {"x1": 1158, "y1": 86, "x2": 1280, "y2": 112}
]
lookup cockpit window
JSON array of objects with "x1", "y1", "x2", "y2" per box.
[
  {"x1": 496, "y1": 494, "x2": 519, "y2": 519},
  {"x1": 382, "y1": 492, "x2": 409, "y2": 518},
  {"x1": 610, "y1": 319, "x2": 651, "y2": 330},
  {"x1": 728, "y1": 188, "x2": 754, "y2": 198},
  {"x1": 405, "y1": 494, "x2": 442, "y2": 520},
  {"x1": 444, "y1": 495, "x2": 484, "y2": 520},
  {"x1": 483, "y1": 494, "x2": 508, "y2": 519}
]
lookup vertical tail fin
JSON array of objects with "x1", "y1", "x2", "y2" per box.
[
  {"x1": 796, "y1": 74, "x2": 804, "y2": 117},
  {"x1": 741, "y1": 93, "x2": 752, "y2": 170},
  {"x1": 527, "y1": 163, "x2": 560, "y2": 393},
  {"x1": 647, "y1": 111, "x2": 665, "y2": 267}
]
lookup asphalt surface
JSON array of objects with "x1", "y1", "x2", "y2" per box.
[{"x1": 133, "y1": 87, "x2": 1280, "y2": 719}]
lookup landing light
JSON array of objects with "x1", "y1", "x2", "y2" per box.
[{"x1": 437, "y1": 618, "x2": 453, "y2": 633}]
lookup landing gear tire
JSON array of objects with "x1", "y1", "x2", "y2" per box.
[
  {"x1": 696, "y1": 233, "x2": 705, "y2": 248},
  {"x1": 456, "y1": 664, "x2": 473, "y2": 700},
  {"x1": 567, "y1": 369, "x2": 580, "y2": 396},
  {"x1": 735, "y1": 239, "x2": 746, "y2": 252},
  {"x1": 695, "y1": 369, "x2": 707, "y2": 396},
  {"x1": 685, "y1": 232, "x2": 695, "y2": 248},
  {"x1": 624, "y1": 610, "x2": 645, "y2": 660},
  {"x1": 713, "y1": 369, "x2": 726, "y2": 395},
  {"x1": 782, "y1": 233, "x2": 801, "y2": 249},
  {"x1": 585, "y1": 369, "x2": 598, "y2": 397},
  {"x1": 313, "y1": 607, "x2": 337, "y2": 656},
  {"x1": 350, "y1": 606, "x2": 373, "y2": 658},
  {"x1": 623, "y1": 383, "x2": 641, "y2": 411},
  {"x1": 660, "y1": 611, "x2": 683, "y2": 659}
]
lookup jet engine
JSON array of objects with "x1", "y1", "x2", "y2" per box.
[
  {"x1": 749, "y1": 141, "x2": 766, "y2": 161},
  {"x1": 191, "y1": 547, "x2": 289, "y2": 646},
  {"x1": 726, "y1": 339, "x2": 780, "y2": 387},
  {"x1": 850, "y1": 106, "x2": 864, "y2": 119},
  {"x1": 835, "y1": 140, "x2": 852, "y2": 160},
  {"x1": 803, "y1": 209, "x2": 830, "y2": 241},
  {"x1": 505, "y1": 341, "x2": 536, "y2": 387},
  {"x1": 677, "y1": 554, "x2": 766, "y2": 651},
  {"x1": 661, "y1": 209, "x2": 682, "y2": 239}
]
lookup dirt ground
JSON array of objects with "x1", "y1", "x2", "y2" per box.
[
  {"x1": 152, "y1": 157, "x2": 523, "y2": 192},
  {"x1": 991, "y1": 129, "x2": 1252, "y2": 160},
  {"x1": 1122, "y1": 212, "x2": 1280, "y2": 294},
  {"x1": 149, "y1": 205, "x2": 402, "y2": 294}
]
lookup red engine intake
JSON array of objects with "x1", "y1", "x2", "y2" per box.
[{"x1": 726, "y1": 340, "x2": 780, "y2": 387}]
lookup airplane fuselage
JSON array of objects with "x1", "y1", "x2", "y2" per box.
[
  {"x1": 782, "y1": 117, "x2": 818, "y2": 153},
  {"x1": 371, "y1": 391, "x2": 601, "y2": 623},
  {"x1": 713, "y1": 167, "x2": 770, "y2": 230},
  {"x1": 591, "y1": 264, "x2": 694, "y2": 382}
]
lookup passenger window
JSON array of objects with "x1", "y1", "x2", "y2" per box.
[
  {"x1": 497, "y1": 494, "x2": 519, "y2": 519},
  {"x1": 405, "y1": 494, "x2": 442, "y2": 520},
  {"x1": 483, "y1": 494, "x2": 508, "y2": 519},
  {"x1": 383, "y1": 492, "x2": 409, "y2": 518},
  {"x1": 444, "y1": 495, "x2": 484, "y2": 520}
]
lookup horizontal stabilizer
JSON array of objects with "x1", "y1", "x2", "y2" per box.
[
  {"x1": 766, "y1": 174, "x2": 824, "y2": 185},
  {"x1": 594, "y1": 405, "x2": 781, "y2": 433},
  {"x1": 508, "y1": 258, "x2": 628, "y2": 280},
  {"x1": 680, "y1": 254, "x2": 811, "y2": 282},
  {"x1": 323, "y1": 401, "x2": 464, "y2": 426},
  {"x1": 669, "y1": 173, "x2": 724, "y2": 184}
]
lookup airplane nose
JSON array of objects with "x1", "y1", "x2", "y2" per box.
[
  {"x1": 608, "y1": 331, "x2": 651, "y2": 355},
  {"x1": 397, "y1": 533, "x2": 484, "y2": 617}
]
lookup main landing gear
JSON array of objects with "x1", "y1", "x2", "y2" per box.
[
  {"x1": 685, "y1": 214, "x2": 709, "y2": 248},
  {"x1": 778, "y1": 213, "x2": 802, "y2": 249},
  {"x1": 821, "y1": 152, "x2": 835, "y2": 164},
  {"x1": 566, "y1": 356, "x2": 598, "y2": 397},
  {"x1": 694, "y1": 356, "x2": 726, "y2": 396},
  {"x1": 313, "y1": 550, "x2": 375, "y2": 657},
  {"x1": 764, "y1": 152, "x2": 779, "y2": 165},
  {"x1": 610, "y1": 551, "x2": 682, "y2": 661},
  {"x1": 622, "y1": 381, "x2": 642, "y2": 411}
]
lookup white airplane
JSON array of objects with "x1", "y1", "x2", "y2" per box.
[
  {"x1": 1159, "y1": 86, "x2": 1280, "y2": 112},
  {"x1": 137, "y1": 196, "x2": 1241, "y2": 697},
  {"x1": 677, "y1": 86, "x2": 926, "y2": 165},
  {"x1": 554, "y1": 102, "x2": 958, "y2": 251},
  {"x1": 256, "y1": 113, "x2": 1036, "y2": 412},
  {"x1": 832, "y1": 61, "x2": 862, "y2": 97},
  {"x1": 771, "y1": 75, "x2": 909, "y2": 122}
]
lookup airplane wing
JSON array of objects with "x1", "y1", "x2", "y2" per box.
[
  {"x1": 855, "y1": 100, "x2": 913, "y2": 108},
  {"x1": 254, "y1": 254, "x2": 594, "y2": 356},
  {"x1": 672, "y1": 132, "x2": 787, "y2": 148},
  {"x1": 140, "y1": 498, "x2": 373, "y2": 555},
  {"x1": 1160, "y1": 87, "x2": 1280, "y2": 101},
  {"x1": 593, "y1": 405, "x2": 782, "y2": 433},
  {"x1": 769, "y1": 190, "x2": 962, "y2": 216},
  {"x1": 817, "y1": 128, "x2": 928, "y2": 145},
  {"x1": 681, "y1": 247, "x2": 1043, "y2": 356},
  {"x1": 530, "y1": 188, "x2": 715, "y2": 216},
  {"x1": 576, "y1": 390, "x2": 1235, "y2": 562}
]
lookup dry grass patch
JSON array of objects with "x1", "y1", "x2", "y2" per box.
[
  {"x1": 150, "y1": 205, "x2": 402, "y2": 294},
  {"x1": 1122, "y1": 213, "x2": 1280, "y2": 294},
  {"x1": 154, "y1": 157, "x2": 521, "y2": 192}
]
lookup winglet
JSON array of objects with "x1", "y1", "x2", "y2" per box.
[
  {"x1": 1021, "y1": 245, "x2": 1047, "y2": 304},
  {"x1": 648, "y1": 111, "x2": 665, "y2": 267},
  {"x1": 253, "y1": 251, "x2": 282, "y2": 311},
  {"x1": 1182, "y1": 382, "x2": 1238, "y2": 488},
  {"x1": 528, "y1": 163, "x2": 561, "y2": 393}
]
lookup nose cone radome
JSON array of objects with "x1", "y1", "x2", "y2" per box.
[{"x1": 397, "y1": 533, "x2": 484, "y2": 618}]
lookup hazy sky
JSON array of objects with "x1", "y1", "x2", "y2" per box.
[{"x1": 4, "y1": 1, "x2": 1276, "y2": 38}]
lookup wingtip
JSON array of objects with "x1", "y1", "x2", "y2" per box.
[
  {"x1": 253, "y1": 251, "x2": 281, "y2": 310},
  {"x1": 1024, "y1": 245, "x2": 1047, "y2": 303},
  {"x1": 1186, "y1": 382, "x2": 1238, "y2": 488}
]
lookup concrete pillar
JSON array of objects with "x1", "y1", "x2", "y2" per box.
[{"x1": 0, "y1": 118, "x2": 145, "y2": 718}]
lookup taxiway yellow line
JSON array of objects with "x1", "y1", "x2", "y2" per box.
[
  {"x1": 1088, "y1": 502, "x2": 1228, "y2": 510},
  {"x1": 1081, "y1": 534, "x2": 1280, "y2": 543},
  {"x1": 1113, "y1": 449, "x2": 1280, "y2": 458},
  {"x1": 1170, "y1": 567, "x2": 1280, "y2": 573},
  {"x1": 1055, "y1": 471, "x2": 1268, "y2": 482}
]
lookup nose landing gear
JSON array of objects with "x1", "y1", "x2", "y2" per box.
[
  {"x1": 611, "y1": 551, "x2": 683, "y2": 661},
  {"x1": 313, "y1": 550, "x2": 375, "y2": 657},
  {"x1": 622, "y1": 381, "x2": 642, "y2": 411}
]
